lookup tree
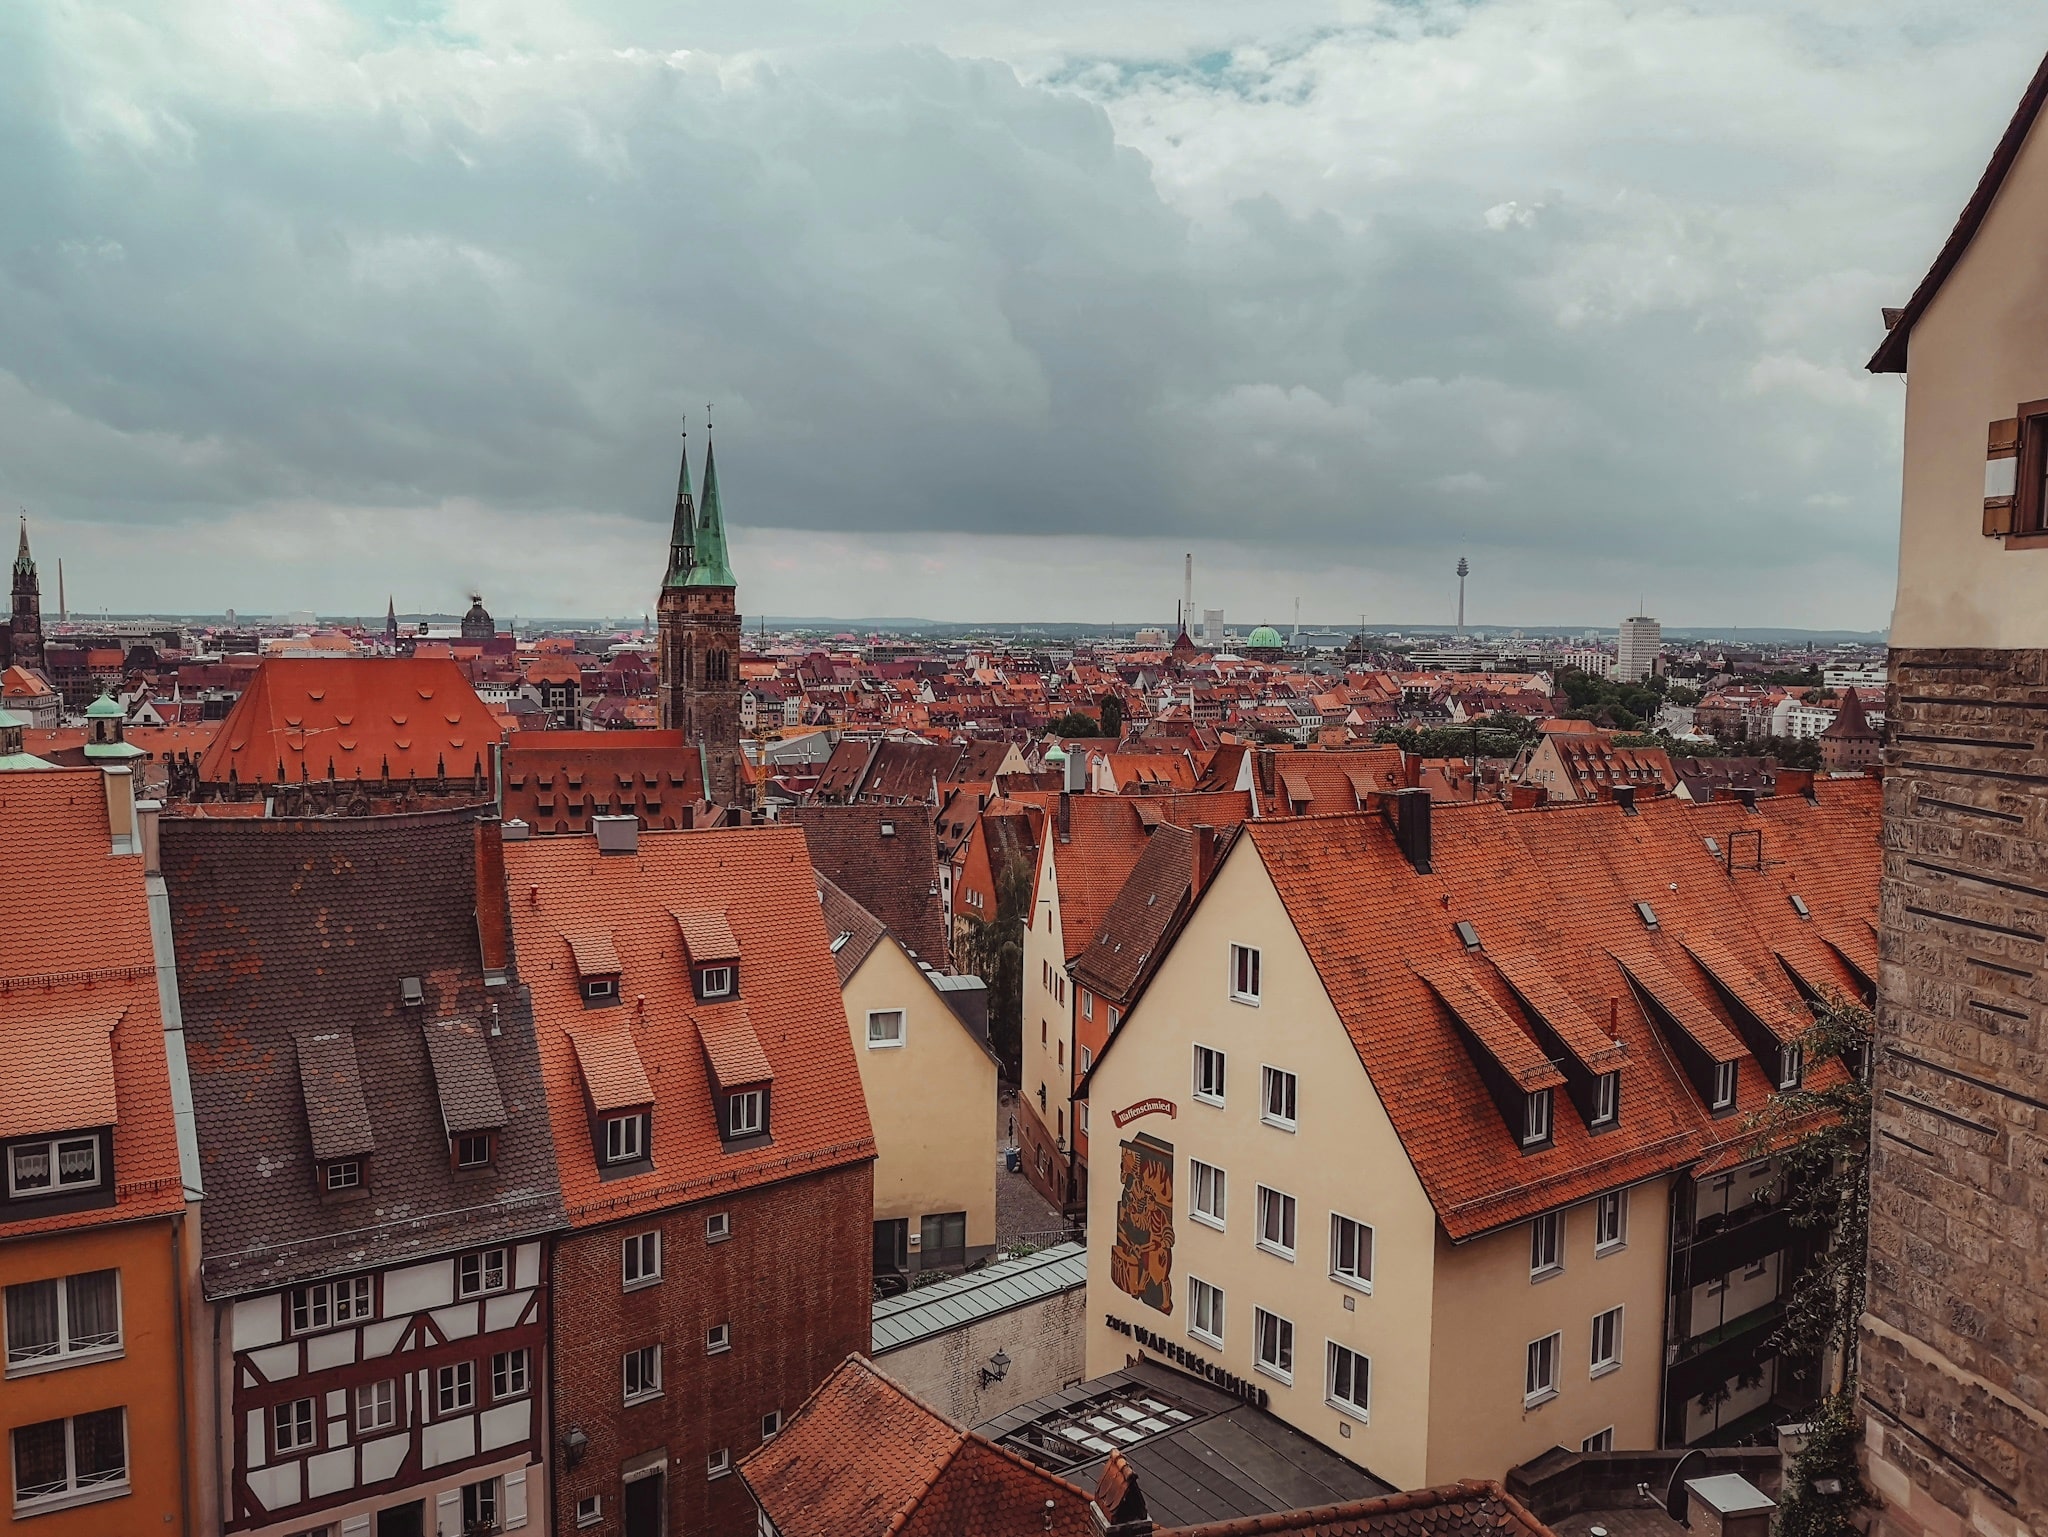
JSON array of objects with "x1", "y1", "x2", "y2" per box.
[
  {"x1": 1097, "y1": 693, "x2": 1125, "y2": 738},
  {"x1": 1048, "y1": 712, "x2": 1099, "y2": 738},
  {"x1": 1744, "y1": 995, "x2": 1875, "y2": 1537},
  {"x1": 958, "y1": 852, "x2": 1033, "y2": 1079},
  {"x1": 1666, "y1": 684, "x2": 1702, "y2": 706}
]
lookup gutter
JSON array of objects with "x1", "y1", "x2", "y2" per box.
[{"x1": 143, "y1": 861, "x2": 203, "y2": 1201}]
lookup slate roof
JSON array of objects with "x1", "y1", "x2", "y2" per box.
[
  {"x1": 505, "y1": 822, "x2": 875, "y2": 1229},
  {"x1": 296, "y1": 1028, "x2": 376, "y2": 1158},
  {"x1": 785, "y1": 801, "x2": 950, "y2": 964},
  {"x1": 1092, "y1": 781, "x2": 1878, "y2": 1240},
  {"x1": 0, "y1": 769, "x2": 187, "y2": 1242},
  {"x1": 423, "y1": 1016, "x2": 509, "y2": 1133},
  {"x1": 870, "y1": 1242, "x2": 1088, "y2": 1354},
  {"x1": 162, "y1": 810, "x2": 566, "y2": 1296},
  {"x1": 196, "y1": 656, "x2": 504, "y2": 787}
]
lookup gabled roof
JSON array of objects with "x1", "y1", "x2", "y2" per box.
[
  {"x1": 817, "y1": 871, "x2": 889, "y2": 984},
  {"x1": 1869, "y1": 49, "x2": 2048, "y2": 372},
  {"x1": 785, "y1": 802, "x2": 949, "y2": 965},
  {"x1": 1133, "y1": 782, "x2": 1877, "y2": 1239},
  {"x1": 1071, "y1": 823, "x2": 1198, "y2": 1002},
  {"x1": 506, "y1": 823, "x2": 874, "y2": 1228},
  {"x1": 164, "y1": 810, "x2": 566, "y2": 1295}
]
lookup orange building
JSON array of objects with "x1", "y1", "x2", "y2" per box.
[{"x1": 0, "y1": 767, "x2": 200, "y2": 1533}]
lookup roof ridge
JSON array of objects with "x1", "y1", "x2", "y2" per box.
[{"x1": 879, "y1": 1430, "x2": 973, "y2": 1537}]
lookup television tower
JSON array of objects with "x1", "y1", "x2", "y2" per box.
[{"x1": 1455, "y1": 557, "x2": 1470, "y2": 635}]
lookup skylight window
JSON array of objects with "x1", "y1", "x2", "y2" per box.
[
  {"x1": 1634, "y1": 901, "x2": 1659, "y2": 931},
  {"x1": 1453, "y1": 920, "x2": 1480, "y2": 951},
  {"x1": 1789, "y1": 894, "x2": 1811, "y2": 919}
]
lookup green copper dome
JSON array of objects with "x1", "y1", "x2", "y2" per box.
[
  {"x1": 1246, "y1": 625, "x2": 1284, "y2": 648},
  {"x1": 86, "y1": 692, "x2": 123, "y2": 718},
  {"x1": 1043, "y1": 742, "x2": 1068, "y2": 764}
]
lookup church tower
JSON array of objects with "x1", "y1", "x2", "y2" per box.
[
  {"x1": 657, "y1": 432, "x2": 744, "y2": 806},
  {"x1": 11, "y1": 517, "x2": 45, "y2": 674}
]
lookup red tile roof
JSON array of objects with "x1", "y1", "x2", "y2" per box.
[
  {"x1": 0, "y1": 769, "x2": 186, "y2": 1240},
  {"x1": 1199, "y1": 781, "x2": 1877, "y2": 1239},
  {"x1": 506, "y1": 823, "x2": 875, "y2": 1226},
  {"x1": 199, "y1": 657, "x2": 504, "y2": 786},
  {"x1": 1171, "y1": 1480, "x2": 1554, "y2": 1537},
  {"x1": 674, "y1": 908, "x2": 741, "y2": 964},
  {"x1": 564, "y1": 929, "x2": 622, "y2": 976},
  {"x1": 501, "y1": 729, "x2": 702, "y2": 833},
  {"x1": 699, "y1": 1008, "x2": 773, "y2": 1087},
  {"x1": 567, "y1": 1022, "x2": 655, "y2": 1111}
]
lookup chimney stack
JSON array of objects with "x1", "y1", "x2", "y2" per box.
[
  {"x1": 102, "y1": 766, "x2": 139, "y2": 857},
  {"x1": 1393, "y1": 787, "x2": 1432, "y2": 874},
  {"x1": 592, "y1": 814, "x2": 639, "y2": 854},
  {"x1": 1192, "y1": 824, "x2": 1218, "y2": 897},
  {"x1": 1775, "y1": 767, "x2": 1817, "y2": 801},
  {"x1": 1611, "y1": 784, "x2": 1637, "y2": 814},
  {"x1": 1064, "y1": 748, "x2": 1088, "y2": 794}
]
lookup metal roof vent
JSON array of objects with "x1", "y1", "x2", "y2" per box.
[
  {"x1": 592, "y1": 814, "x2": 639, "y2": 854},
  {"x1": 501, "y1": 819, "x2": 531, "y2": 842},
  {"x1": 400, "y1": 976, "x2": 424, "y2": 1008}
]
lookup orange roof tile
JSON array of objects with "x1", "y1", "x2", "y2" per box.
[
  {"x1": 0, "y1": 1000, "x2": 121, "y2": 1139},
  {"x1": 507, "y1": 823, "x2": 874, "y2": 1227},
  {"x1": 674, "y1": 908, "x2": 740, "y2": 964},
  {"x1": 699, "y1": 1008, "x2": 773, "y2": 1087},
  {"x1": 1415, "y1": 962, "x2": 1565, "y2": 1092},
  {"x1": 1611, "y1": 945, "x2": 1747, "y2": 1063},
  {"x1": 564, "y1": 929, "x2": 622, "y2": 976},
  {"x1": 1488, "y1": 951, "x2": 1626, "y2": 1073},
  {"x1": 567, "y1": 1023, "x2": 654, "y2": 1111},
  {"x1": 1679, "y1": 932, "x2": 1807, "y2": 1045}
]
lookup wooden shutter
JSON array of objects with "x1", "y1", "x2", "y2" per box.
[
  {"x1": 436, "y1": 1488, "x2": 462, "y2": 1536},
  {"x1": 1986, "y1": 416, "x2": 2019, "y2": 536},
  {"x1": 504, "y1": 1467, "x2": 529, "y2": 1530}
]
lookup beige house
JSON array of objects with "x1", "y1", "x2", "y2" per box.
[
  {"x1": 1079, "y1": 786, "x2": 1878, "y2": 1487},
  {"x1": 1862, "y1": 47, "x2": 2048, "y2": 1537},
  {"x1": 820, "y1": 873, "x2": 1000, "y2": 1278}
]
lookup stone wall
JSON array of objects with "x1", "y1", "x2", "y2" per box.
[
  {"x1": 1864, "y1": 648, "x2": 2048, "y2": 1537},
  {"x1": 872, "y1": 1280, "x2": 1088, "y2": 1428}
]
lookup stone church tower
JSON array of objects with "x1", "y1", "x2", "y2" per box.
[
  {"x1": 10, "y1": 516, "x2": 45, "y2": 674},
  {"x1": 657, "y1": 436, "x2": 744, "y2": 806}
]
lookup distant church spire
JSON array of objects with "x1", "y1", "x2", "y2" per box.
[
  {"x1": 655, "y1": 412, "x2": 743, "y2": 807},
  {"x1": 9, "y1": 514, "x2": 44, "y2": 673},
  {"x1": 685, "y1": 434, "x2": 736, "y2": 589}
]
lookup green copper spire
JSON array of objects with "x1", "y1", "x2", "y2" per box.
[
  {"x1": 663, "y1": 432, "x2": 697, "y2": 588},
  {"x1": 684, "y1": 436, "x2": 736, "y2": 588}
]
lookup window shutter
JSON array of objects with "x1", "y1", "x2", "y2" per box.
[
  {"x1": 504, "y1": 1467, "x2": 529, "y2": 1529},
  {"x1": 342, "y1": 1520, "x2": 371, "y2": 1537},
  {"x1": 1986, "y1": 417, "x2": 2019, "y2": 535},
  {"x1": 436, "y1": 1488, "x2": 463, "y2": 1536}
]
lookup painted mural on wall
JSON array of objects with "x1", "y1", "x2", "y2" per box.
[{"x1": 1110, "y1": 1134, "x2": 1174, "y2": 1314}]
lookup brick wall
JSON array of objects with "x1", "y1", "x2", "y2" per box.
[
  {"x1": 549, "y1": 1159, "x2": 874, "y2": 1537},
  {"x1": 871, "y1": 1278, "x2": 1088, "y2": 1426},
  {"x1": 1865, "y1": 648, "x2": 2047, "y2": 1537}
]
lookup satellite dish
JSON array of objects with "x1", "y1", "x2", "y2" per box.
[{"x1": 1666, "y1": 1449, "x2": 1709, "y2": 1524}]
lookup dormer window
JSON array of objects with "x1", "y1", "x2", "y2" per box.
[
  {"x1": 1591, "y1": 1071, "x2": 1619, "y2": 1127},
  {"x1": 724, "y1": 1089, "x2": 767, "y2": 1141},
  {"x1": 695, "y1": 966, "x2": 736, "y2": 1002},
  {"x1": 454, "y1": 1133, "x2": 494, "y2": 1170},
  {"x1": 582, "y1": 975, "x2": 619, "y2": 1006},
  {"x1": 6, "y1": 1134, "x2": 103, "y2": 1200},
  {"x1": 1521, "y1": 1090, "x2": 1553, "y2": 1149},
  {"x1": 1711, "y1": 1060, "x2": 1738, "y2": 1111},
  {"x1": 602, "y1": 1113, "x2": 648, "y2": 1165},
  {"x1": 324, "y1": 1159, "x2": 363, "y2": 1192}
]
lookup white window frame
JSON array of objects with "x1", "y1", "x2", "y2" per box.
[
  {"x1": 435, "y1": 1361, "x2": 475, "y2": 1415},
  {"x1": 1590, "y1": 1305, "x2": 1624, "y2": 1378},
  {"x1": 706, "y1": 1323, "x2": 731, "y2": 1355},
  {"x1": 456, "y1": 1249, "x2": 508, "y2": 1299},
  {"x1": 1778, "y1": 1043, "x2": 1804, "y2": 1091},
  {"x1": 760, "y1": 1410, "x2": 783, "y2": 1441},
  {"x1": 1530, "y1": 1211, "x2": 1563, "y2": 1279},
  {"x1": 1582, "y1": 1427, "x2": 1613, "y2": 1453},
  {"x1": 1253, "y1": 1307, "x2": 1294, "y2": 1384},
  {"x1": 603, "y1": 1113, "x2": 645, "y2": 1164},
  {"x1": 1188, "y1": 1277, "x2": 1224, "y2": 1347},
  {"x1": 291, "y1": 1276, "x2": 373, "y2": 1335},
  {"x1": 728, "y1": 1089, "x2": 766, "y2": 1138},
  {"x1": 1260, "y1": 1066, "x2": 1298, "y2": 1131},
  {"x1": 1523, "y1": 1089, "x2": 1553, "y2": 1147},
  {"x1": 623, "y1": 1345, "x2": 662, "y2": 1404},
  {"x1": 1079, "y1": 1102, "x2": 1089, "y2": 1136},
  {"x1": 1712, "y1": 1059, "x2": 1738, "y2": 1110},
  {"x1": 698, "y1": 965, "x2": 735, "y2": 999},
  {"x1": 1192, "y1": 1044, "x2": 1226, "y2": 1107},
  {"x1": 865, "y1": 1009, "x2": 906, "y2": 1049},
  {"x1": 575, "y1": 1495, "x2": 604, "y2": 1528},
  {"x1": 705, "y1": 1212, "x2": 731, "y2": 1243},
  {"x1": 324, "y1": 1158, "x2": 362, "y2": 1191},
  {"x1": 1229, "y1": 944, "x2": 1262, "y2": 1005},
  {"x1": 1330, "y1": 1214, "x2": 1374, "y2": 1294},
  {"x1": 6, "y1": 1135, "x2": 102, "y2": 1200},
  {"x1": 1592, "y1": 1071, "x2": 1619, "y2": 1126},
  {"x1": 1189, "y1": 1161, "x2": 1227, "y2": 1231},
  {"x1": 1078, "y1": 1045, "x2": 1092, "y2": 1074},
  {"x1": 492, "y1": 1348, "x2": 530, "y2": 1400},
  {"x1": 707, "y1": 1448, "x2": 732, "y2": 1479},
  {"x1": 354, "y1": 1379, "x2": 398, "y2": 1434},
  {"x1": 274, "y1": 1397, "x2": 318, "y2": 1455},
  {"x1": 623, "y1": 1231, "x2": 661, "y2": 1290},
  {"x1": 1255, "y1": 1186, "x2": 1297, "y2": 1260},
  {"x1": 1524, "y1": 1331, "x2": 1561, "y2": 1407},
  {"x1": 462, "y1": 1479, "x2": 500, "y2": 1533},
  {"x1": 9, "y1": 1408, "x2": 129, "y2": 1513},
  {"x1": 1594, "y1": 1191, "x2": 1628, "y2": 1254},
  {"x1": 453, "y1": 1132, "x2": 492, "y2": 1169},
  {"x1": 3, "y1": 1270, "x2": 123, "y2": 1374},
  {"x1": 1326, "y1": 1341, "x2": 1371, "y2": 1422}
]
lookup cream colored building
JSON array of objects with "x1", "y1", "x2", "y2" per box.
[
  {"x1": 1078, "y1": 789, "x2": 1877, "y2": 1486},
  {"x1": 820, "y1": 873, "x2": 1000, "y2": 1277}
]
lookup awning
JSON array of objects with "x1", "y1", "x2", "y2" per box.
[
  {"x1": 296, "y1": 1028, "x2": 375, "y2": 1160},
  {"x1": 1415, "y1": 962, "x2": 1564, "y2": 1092},
  {"x1": 422, "y1": 1017, "x2": 507, "y2": 1134},
  {"x1": 567, "y1": 1023, "x2": 654, "y2": 1111},
  {"x1": 0, "y1": 1002, "x2": 122, "y2": 1139},
  {"x1": 1489, "y1": 951, "x2": 1626, "y2": 1073}
]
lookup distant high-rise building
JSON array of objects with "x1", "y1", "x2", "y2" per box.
[
  {"x1": 1615, "y1": 613, "x2": 1662, "y2": 682},
  {"x1": 1202, "y1": 608, "x2": 1224, "y2": 644}
]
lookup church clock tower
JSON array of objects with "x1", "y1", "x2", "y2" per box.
[
  {"x1": 11, "y1": 516, "x2": 45, "y2": 674},
  {"x1": 657, "y1": 434, "x2": 744, "y2": 806}
]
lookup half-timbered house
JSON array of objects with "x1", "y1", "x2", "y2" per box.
[{"x1": 163, "y1": 810, "x2": 566, "y2": 1537}]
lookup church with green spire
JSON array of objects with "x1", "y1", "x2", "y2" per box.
[{"x1": 657, "y1": 428, "x2": 745, "y2": 805}]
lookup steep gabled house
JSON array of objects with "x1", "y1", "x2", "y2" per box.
[
  {"x1": 163, "y1": 810, "x2": 565, "y2": 1537},
  {"x1": 505, "y1": 819, "x2": 875, "y2": 1537}
]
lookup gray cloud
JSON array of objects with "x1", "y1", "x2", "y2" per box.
[{"x1": 0, "y1": 1, "x2": 2038, "y2": 626}]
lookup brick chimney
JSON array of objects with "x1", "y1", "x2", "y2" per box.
[
  {"x1": 1192, "y1": 824, "x2": 1218, "y2": 897},
  {"x1": 1391, "y1": 787, "x2": 1432, "y2": 874},
  {"x1": 1775, "y1": 767, "x2": 1817, "y2": 801}
]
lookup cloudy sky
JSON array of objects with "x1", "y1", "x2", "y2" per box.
[{"x1": 2, "y1": 2, "x2": 2038, "y2": 630}]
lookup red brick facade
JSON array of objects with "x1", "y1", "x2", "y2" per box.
[{"x1": 549, "y1": 1160, "x2": 874, "y2": 1537}]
